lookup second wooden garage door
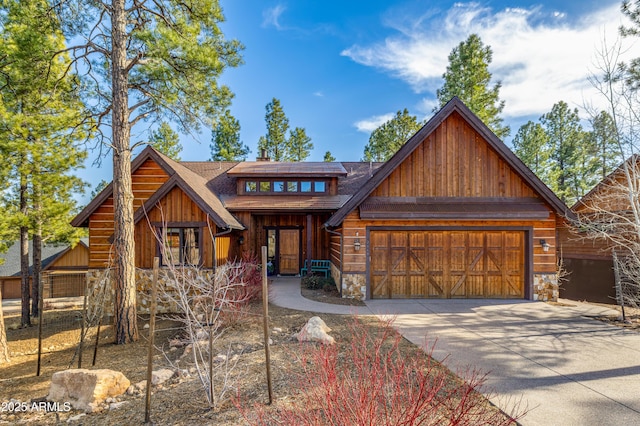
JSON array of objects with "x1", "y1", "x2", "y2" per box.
[{"x1": 370, "y1": 230, "x2": 525, "y2": 299}]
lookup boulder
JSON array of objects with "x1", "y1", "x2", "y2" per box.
[
  {"x1": 48, "y1": 369, "x2": 130, "y2": 413},
  {"x1": 151, "y1": 368, "x2": 175, "y2": 386},
  {"x1": 294, "y1": 316, "x2": 335, "y2": 345}
]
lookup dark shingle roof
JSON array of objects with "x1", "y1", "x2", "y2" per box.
[
  {"x1": 227, "y1": 162, "x2": 347, "y2": 177},
  {"x1": 0, "y1": 238, "x2": 88, "y2": 277}
]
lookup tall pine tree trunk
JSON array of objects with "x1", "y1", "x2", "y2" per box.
[
  {"x1": 0, "y1": 284, "x2": 9, "y2": 364},
  {"x1": 111, "y1": 0, "x2": 138, "y2": 344},
  {"x1": 20, "y1": 161, "x2": 30, "y2": 328},
  {"x1": 32, "y1": 185, "x2": 42, "y2": 318}
]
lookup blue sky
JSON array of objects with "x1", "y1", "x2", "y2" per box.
[{"x1": 79, "y1": 0, "x2": 638, "y2": 203}]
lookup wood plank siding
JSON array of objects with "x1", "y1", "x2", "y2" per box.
[
  {"x1": 342, "y1": 212, "x2": 557, "y2": 275},
  {"x1": 88, "y1": 158, "x2": 170, "y2": 267},
  {"x1": 134, "y1": 186, "x2": 229, "y2": 268},
  {"x1": 51, "y1": 244, "x2": 89, "y2": 269},
  {"x1": 339, "y1": 110, "x2": 560, "y2": 299},
  {"x1": 371, "y1": 113, "x2": 537, "y2": 199},
  {"x1": 235, "y1": 212, "x2": 331, "y2": 264}
]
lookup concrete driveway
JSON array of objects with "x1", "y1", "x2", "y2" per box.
[
  {"x1": 269, "y1": 278, "x2": 640, "y2": 425},
  {"x1": 365, "y1": 299, "x2": 640, "y2": 426}
]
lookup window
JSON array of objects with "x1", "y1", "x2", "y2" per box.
[
  {"x1": 160, "y1": 227, "x2": 201, "y2": 266},
  {"x1": 260, "y1": 181, "x2": 271, "y2": 192},
  {"x1": 242, "y1": 179, "x2": 328, "y2": 194}
]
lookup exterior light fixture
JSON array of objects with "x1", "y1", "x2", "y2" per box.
[
  {"x1": 354, "y1": 232, "x2": 361, "y2": 251},
  {"x1": 238, "y1": 236, "x2": 245, "y2": 245},
  {"x1": 540, "y1": 239, "x2": 550, "y2": 252}
]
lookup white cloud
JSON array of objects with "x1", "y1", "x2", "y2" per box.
[
  {"x1": 313, "y1": 91, "x2": 324, "y2": 97},
  {"x1": 262, "y1": 4, "x2": 286, "y2": 30},
  {"x1": 354, "y1": 113, "x2": 395, "y2": 133},
  {"x1": 342, "y1": 2, "x2": 638, "y2": 120}
]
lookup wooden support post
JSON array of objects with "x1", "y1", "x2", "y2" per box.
[
  {"x1": 36, "y1": 275, "x2": 44, "y2": 376},
  {"x1": 306, "y1": 214, "x2": 312, "y2": 274},
  {"x1": 145, "y1": 257, "x2": 159, "y2": 424},
  {"x1": 78, "y1": 288, "x2": 88, "y2": 368},
  {"x1": 262, "y1": 246, "x2": 273, "y2": 404}
]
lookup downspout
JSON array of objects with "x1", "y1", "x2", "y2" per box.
[
  {"x1": 212, "y1": 228, "x2": 233, "y2": 271},
  {"x1": 324, "y1": 227, "x2": 343, "y2": 297}
]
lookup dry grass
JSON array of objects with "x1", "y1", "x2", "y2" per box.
[{"x1": 0, "y1": 298, "x2": 511, "y2": 425}]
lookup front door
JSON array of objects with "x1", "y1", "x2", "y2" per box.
[{"x1": 279, "y1": 229, "x2": 300, "y2": 275}]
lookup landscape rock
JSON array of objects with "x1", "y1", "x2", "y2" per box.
[
  {"x1": 109, "y1": 401, "x2": 128, "y2": 410},
  {"x1": 125, "y1": 380, "x2": 146, "y2": 396},
  {"x1": 152, "y1": 368, "x2": 175, "y2": 386},
  {"x1": 67, "y1": 413, "x2": 86, "y2": 423},
  {"x1": 48, "y1": 369, "x2": 130, "y2": 413},
  {"x1": 294, "y1": 316, "x2": 335, "y2": 345}
]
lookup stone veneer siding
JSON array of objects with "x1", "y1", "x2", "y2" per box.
[
  {"x1": 341, "y1": 273, "x2": 366, "y2": 300},
  {"x1": 86, "y1": 268, "x2": 215, "y2": 315},
  {"x1": 532, "y1": 273, "x2": 559, "y2": 302}
]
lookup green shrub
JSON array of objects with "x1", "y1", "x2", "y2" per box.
[{"x1": 302, "y1": 275, "x2": 335, "y2": 291}]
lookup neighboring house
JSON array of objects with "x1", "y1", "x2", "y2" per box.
[
  {"x1": 72, "y1": 98, "x2": 571, "y2": 301},
  {"x1": 0, "y1": 239, "x2": 89, "y2": 300},
  {"x1": 558, "y1": 156, "x2": 639, "y2": 303}
]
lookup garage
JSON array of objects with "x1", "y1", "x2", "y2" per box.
[{"x1": 370, "y1": 230, "x2": 525, "y2": 299}]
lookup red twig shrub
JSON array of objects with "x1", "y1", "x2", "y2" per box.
[
  {"x1": 240, "y1": 317, "x2": 525, "y2": 425},
  {"x1": 216, "y1": 254, "x2": 263, "y2": 326}
]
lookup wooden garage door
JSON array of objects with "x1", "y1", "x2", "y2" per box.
[{"x1": 370, "y1": 230, "x2": 525, "y2": 299}]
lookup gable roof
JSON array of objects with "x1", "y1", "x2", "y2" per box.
[
  {"x1": 72, "y1": 146, "x2": 244, "y2": 230},
  {"x1": 571, "y1": 154, "x2": 638, "y2": 212},
  {"x1": 0, "y1": 239, "x2": 88, "y2": 277},
  {"x1": 325, "y1": 97, "x2": 574, "y2": 228}
]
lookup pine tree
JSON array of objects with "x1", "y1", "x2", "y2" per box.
[
  {"x1": 363, "y1": 109, "x2": 423, "y2": 162},
  {"x1": 257, "y1": 98, "x2": 312, "y2": 161},
  {"x1": 149, "y1": 122, "x2": 182, "y2": 161},
  {"x1": 436, "y1": 34, "x2": 510, "y2": 139},
  {"x1": 258, "y1": 98, "x2": 291, "y2": 161},
  {"x1": 210, "y1": 110, "x2": 249, "y2": 161},
  {"x1": 288, "y1": 127, "x2": 313, "y2": 162},
  {"x1": 1, "y1": 0, "x2": 88, "y2": 323},
  {"x1": 90, "y1": 180, "x2": 110, "y2": 199},
  {"x1": 323, "y1": 151, "x2": 336, "y2": 162},
  {"x1": 590, "y1": 111, "x2": 620, "y2": 179},
  {"x1": 55, "y1": 0, "x2": 243, "y2": 343},
  {"x1": 512, "y1": 121, "x2": 550, "y2": 181},
  {"x1": 540, "y1": 101, "x2": 588, "y2": 204}
]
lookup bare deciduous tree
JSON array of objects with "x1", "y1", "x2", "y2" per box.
[
  {"x1": 149, "y1": 215, "x2": 260, "y2": 408},
  {"x1": 569, "y1": 36, "x2": 640, "y2": 306}
]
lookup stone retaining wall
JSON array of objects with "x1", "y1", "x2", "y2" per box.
[{"x1": 86, "y1": 268, "x2": 215, "y2": 315}]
